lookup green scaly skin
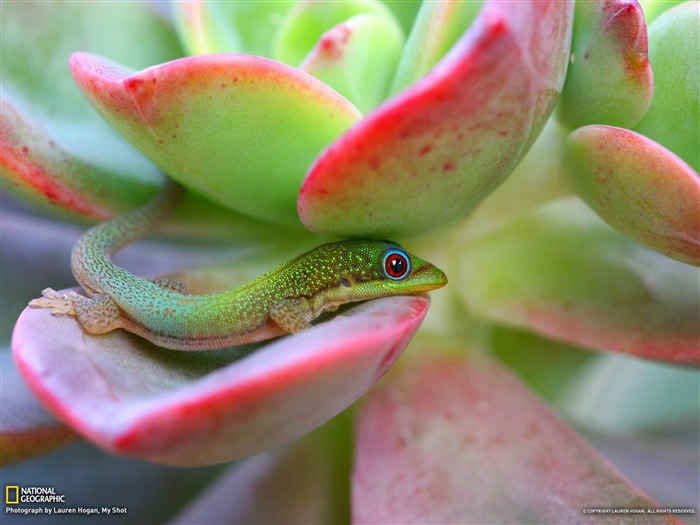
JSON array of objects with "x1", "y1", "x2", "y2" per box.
[{"x1": 29, "y1": 180, "x2": 448, "y2": 351}]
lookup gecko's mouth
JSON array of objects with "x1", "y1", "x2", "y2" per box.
[{"x1": 406, "y1": 266, "x2": 448, "y2": 292}]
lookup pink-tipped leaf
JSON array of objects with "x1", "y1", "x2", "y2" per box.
[
  {"x1": 298, "y1": 0, "x2": 573, "y2": 237},
  {"x1": 353, "y1": 349, "x2": 683, "y2": 524},
  {"x1": 13, "y1": 267, "x2": 428, "y2": 465},
  {"x1": 557, "y1": 0, "x2": 653, "y2": 129},
  {"x1": 457, "y1": 198, "x2": 700, "y2": 365},
  {"x1": 566, "y1": 125, "x2": 700, "y2": 266},
  {"x1": 70, "y1": 52, "x2": 361, "y2": 228}
]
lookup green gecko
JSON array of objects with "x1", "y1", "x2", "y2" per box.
[{"x1": 29, "y1": 179, "x2": 447, "y2": 351}]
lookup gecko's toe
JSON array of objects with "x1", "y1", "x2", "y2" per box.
[{"x1": 28, "y1": 288, "x2": 79, "y2": 316}]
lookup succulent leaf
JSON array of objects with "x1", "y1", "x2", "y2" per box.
[
  {"x1": 300, "y1": 14, "x2": 404, "y2": 114},
  {"x1": 70, "y1": 52, "x2": 361, "y2": 228},
  {"x1": 0, "y1": 1, "x2": 181, "y2": 219},
  {"x1": 172, "y1": 1, "x2": 294, "y2": 57},
  {"x1": 457, "y1": 198, "x2": 700, "y2": 365},
  {"x1": 557, "y1": 0, "x2": 653, "y2": 129},
  {"x1": 170, "y1": 415, "x2": 351, "y2": 523},
  {"x1": 13, "y1": 276, "x2": 428, "y2": 465},
  {"x1": 638, "y1": 0, "x2": 687, "y2": 22},
  {"x1": 0, "y1": 351, "x2": 76, "y2": 466},
  {"x1": 271, "y1": 0, "x2": 393, "y2": 67},
  {"x1": 634, "y1": 2, "x2": 700, "y2": 172},
  {"x1": 388, "y1": 0, "x2": 483, "y2": 96},
  {"x1": 566, "y1": 125, "x2": 700, "y2": 266},
  {"x1": 298, "y1": 0, "x2": 573, "y2": 237},
  {"x1": 353, "y1": 349, "x2": 679, "y2": 524}
]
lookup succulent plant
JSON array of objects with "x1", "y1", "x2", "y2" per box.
[{"x1": 1, "y1": 0, "x2": 698, "y2": 523}]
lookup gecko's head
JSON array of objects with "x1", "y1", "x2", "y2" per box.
[{"x1": 320, "y1": 240, "x2": 448, "y2": 299}]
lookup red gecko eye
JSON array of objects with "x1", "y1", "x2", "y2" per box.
[{"x1": 383, "y1": 250, "x2": 411, "y2": 280}]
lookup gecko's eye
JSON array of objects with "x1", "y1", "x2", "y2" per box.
[{"x1": 383, "y1": 249, "x2": 411, "y2": 281}]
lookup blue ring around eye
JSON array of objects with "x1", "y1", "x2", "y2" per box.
[{"x1": 383, "y1": 249, "x2": 411, "y2": 281}]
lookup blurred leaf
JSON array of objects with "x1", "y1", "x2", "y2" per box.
[
  {"x1": 561, "y1": 352, "x2": 700, "y2": 434},
  {"x1": 298, "y1": 0, "x2": 573, "y2": 237},
  {"x1": 0, "y1": 351, "x2": 76, "y2": 466},
  {"x1": 353, "y1": 347, "x2": 679, "y2": 524},
  {"x1": 388, "y1": 0, "x2": 482, "y2": 95},
  {"x1": 13, "y1": 262, "x2": 429, "y2": 464},
  {"x1": 271, "y1": 0, "x2": 393, "y2": 66},
  {"x1": 585, "y1": 426, "x2": 700, "y2": 513},
  {"x1": 379, "y1": 0, "x2": 421, "y2": 34},
  {"x1": 566, "y1": 125, "x2": 700, "y2": 266},
  {"x1": 638, "y1": 0, "x2": 688, "y2": 22},
  {"x1": 70, "y1": 52, "x2": 361, "y2": 228},
  {"x1": 489, "y1": 326, "x2": 598, "y2": 403},
  {"x1": 557, "y1": 0, "x2": 653, "y2": 129},
  {"x1": 300, "y1": 13, "x2": 404, "y2": 113},
  {"x1": 169, "y1": 412, "x2": 352, "y2": 524},
  {"x1": 457, "y1": 198, "x2": 700, "y2": 365},
  {"x1": 0, "y1": 0, "x2": 179, "y2": 219},
  {"x1": 634, "y1": 2, "x2": 700, "y2": 172},
  {"x1": 0, "y1": 209, "x2": 77, "y2": 346},
  {"x1": 459, "y1": 118, "x2": 572, "y2": 241},
  {"x1": 172, "y1": 1, "x2": 294, "y2": 56}
]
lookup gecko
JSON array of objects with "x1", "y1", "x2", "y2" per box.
[{"x1": 29, "y1": 179, "x2": 447, "y2": 351}]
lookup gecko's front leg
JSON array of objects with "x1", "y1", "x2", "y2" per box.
[
  {"x1": 29, "y1": 288, "x2": 123, "y2": 334},
  {"x1": 269, "y1": 297, "x2": 313, "y2": 333}
]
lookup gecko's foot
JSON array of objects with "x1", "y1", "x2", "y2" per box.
[{"x1": 28, "y1": 288, "x2": 80, "y2": 316}]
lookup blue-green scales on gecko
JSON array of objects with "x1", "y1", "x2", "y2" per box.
[{"x1": 29, "y1": 179, "x2": 448, "y2": 350}]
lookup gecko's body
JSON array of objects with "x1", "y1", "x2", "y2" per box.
[{"x1": 30, "y1": 180, "x2": 447, "y2": 350}]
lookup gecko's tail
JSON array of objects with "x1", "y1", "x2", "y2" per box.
[{"x1": 70, "y1": 178, "x2": 185, "y2": 291}]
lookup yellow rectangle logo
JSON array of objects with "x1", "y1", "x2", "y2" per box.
[{"x1": 5, "y1": 485, "x2": 19, "y2": 504}]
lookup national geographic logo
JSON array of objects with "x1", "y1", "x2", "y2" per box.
[
  {"x1": 5, "y1": 486, "x2": 18, "y2": 505},
  {"x1": 5, "y1": 485, "x2": 65, "y2": 504},
  {"x1": 5, "y1": 485, "x2": 127, "y2": 517}
]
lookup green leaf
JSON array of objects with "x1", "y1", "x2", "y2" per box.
[
  {"x1": 388, "y1": 0, "x2": 483, "y2": 96},
  {"x1": 566, "y1": 125, "x2": 700, "y2": 266},
  {"x1": 379, "y1": 0, "x2": 421, "y2": 34},
  {"x1": 298, "y1": 0, "x2": 573, "y2": 237},
  {"x1": 457, "y1": 198, "x2": 700, "y2": 364},
  {"x1": 300, "y1": 13, "x2": 404, "y2": 114},
  {"x1": 557, "y1": 0, "x2": 653, "y2": 129},
  {"x1": 172, "y1": 1, "x2": 294, "y2": 57},
  {"x1": 0, "y1": 0, "x2": 181, "y2": 219},
  {"x1": 489, "y1": 326, "x2": 597, "y2": 403},
  {"x1": 638, "y1": 0, "x2": 687, "y2": 22},
  {"x1": 70, "y1": 53, "x2": 361, "y2": 228},
  {"x1": 271, "y1": 0, "x2": 393, "y2": 66},
  {"x1": 634, "y1": 2, "x2": 700, "y2": 172},
  {"x1": 562, "y1": 352, "x2": 700, "y2": 434}
]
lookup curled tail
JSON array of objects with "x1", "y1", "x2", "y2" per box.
[{"x1": 71, "y1": 178, "x2": 185, "y2": 293}]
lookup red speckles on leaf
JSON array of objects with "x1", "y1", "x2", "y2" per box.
[
  {"x1": 0, "y1": 115, "x2": 108, "y2": 218},
  {"x1": 418, "y1": 145, "x2": 433, "y2": 157},
  {"x1": 354, "y1": 351, "x2": 676, "y2": 523},
  {"x1": 70, "y1": 52, "x2": 361, "y2": 226},
  {"x1": 299, "y1": 8, "x2": 548, "y2": 237}
]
